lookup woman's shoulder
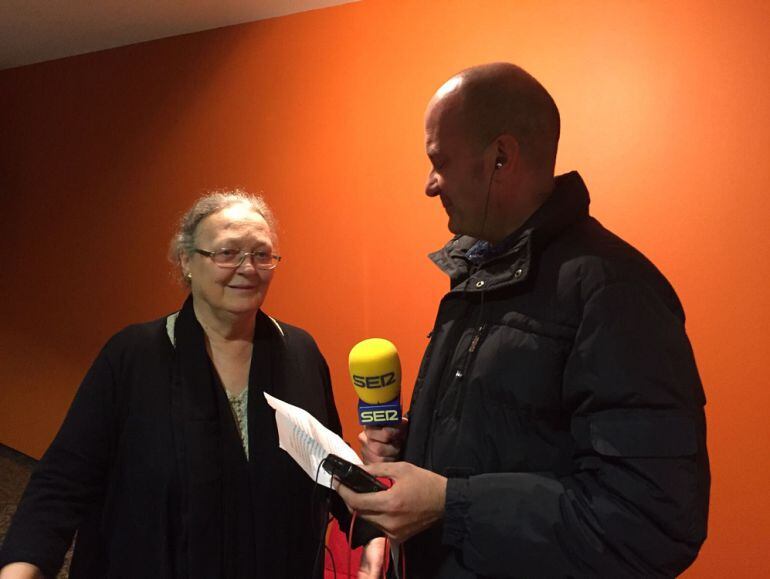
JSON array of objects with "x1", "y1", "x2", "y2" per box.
[
  {"x1": 101, "y1": 313, "x2": 176, "y2": 357},
  {"x1": 267, "y1": 316, "x2": 309, "y2": 339},
  {"x1": 262, "y1": 313, "x2": 327, "y2": 365},
  {"x1": 264, "y1": 314, "x2": 318, "y2": 349}
]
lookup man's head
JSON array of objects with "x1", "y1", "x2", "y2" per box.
[{"x1": 424, "y1": 63, "x2": 560, "y2": 242}]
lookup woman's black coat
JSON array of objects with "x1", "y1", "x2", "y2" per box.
[{"x1": 0, "y1": 307, "x2": 342, "y2": 578}]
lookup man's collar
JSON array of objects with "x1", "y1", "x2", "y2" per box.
[
  {"x1": 430, "y1": 171, "x2": 590, "y2": 278},
  {"x1": 466, "y1": 234, "x2": 519, "y2": 265}
]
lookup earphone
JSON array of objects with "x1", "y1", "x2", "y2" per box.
[{"x1": 480, "y1": 156, "x2": 505, "y2": 241}]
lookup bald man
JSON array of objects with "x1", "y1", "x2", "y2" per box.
[{"x1": 337, "y1": 63, "x2": 709, "y2": 578}]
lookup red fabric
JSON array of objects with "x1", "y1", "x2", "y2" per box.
[{"x1": 324, "y1": 518, "x2": 361, "y2": 579}]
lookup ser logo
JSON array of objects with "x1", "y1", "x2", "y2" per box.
[
  {"x1": 360, "y1": 409, "x2": 400, "y2": 423},
  {"x1": 352, "y1": 372, "x2": 396, "y2": 389}
]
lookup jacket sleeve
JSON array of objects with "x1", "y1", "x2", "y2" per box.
[
  {"x1": 0, "y1": 344, "x2": 118, "y2": 578},
  {"x1": 441, "y1": 280, "x2": 709, "y2": 577}
]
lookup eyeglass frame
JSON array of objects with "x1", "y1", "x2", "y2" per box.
[{"x1": 194, "y1": 248, "x2": 282, "y2": 270}]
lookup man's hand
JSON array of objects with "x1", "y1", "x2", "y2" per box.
[
  {"x1": 336, "y1": 462, "x2": 447, "y2": 543},
  {"x1": 358, "y1": 419, "x2": 408, "y2": 464},
  {"x1": 358, "y1": 537, "x2": 386, "y2": 578}
]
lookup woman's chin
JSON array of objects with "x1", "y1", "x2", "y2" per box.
[
  {"x1": 197, "y1": 297, "x2": 265, "y2": 318},
  {"x1": 224, "y1": 299, "x2": 264, "y2": 315}
]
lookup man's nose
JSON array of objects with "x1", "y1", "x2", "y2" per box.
[{"x1": 425, "y1": 172, "x2": 440, "y2": 197}]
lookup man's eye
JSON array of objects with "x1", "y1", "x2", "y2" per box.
[
  {"x1": 219, "y1": 249, "x2": 240, "y2": 258},
  {"x1": 254, "y1": 251, "x2": 270, "y2": 261},
  {"x1": 428, "y1": 153, "x2": 444, "y2": 169}
]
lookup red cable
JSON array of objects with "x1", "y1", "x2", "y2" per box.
[
  {"x1": 344, "y1": 476, "x2": 407, "y2": 579},
  {"x1": 382, "y1": 537, "x2": 390, "y2": 578},
  {"x1": 347, "y1": 511, "x2": 357, "y2": 579},
  {"x1": 347, "y1": 511, "x2": 394, "y2": 579}
]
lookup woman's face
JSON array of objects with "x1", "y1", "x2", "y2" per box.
[{"x1": 181, "y1": 203, "x2": 276, "y2": 319}]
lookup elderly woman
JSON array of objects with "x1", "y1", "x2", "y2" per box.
[{"x1": 0, "y1": 191, "x2": 375, "y2": 578}]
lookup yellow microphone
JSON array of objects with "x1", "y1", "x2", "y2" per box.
[{"x1": 348, "y1": 338, "x2": 402, "y2": 425}]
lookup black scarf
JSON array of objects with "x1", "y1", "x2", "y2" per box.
[{"x1": 170, "y1": 296, "x2": 292, "y2": 578}]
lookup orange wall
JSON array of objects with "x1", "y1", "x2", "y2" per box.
[{"x1": 1, "y1": 0, "x2": 768, "y2": 575}]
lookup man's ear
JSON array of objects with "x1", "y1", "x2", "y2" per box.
[{"x1": 491, "y1": 134, "x2": 520, "y2": 172}]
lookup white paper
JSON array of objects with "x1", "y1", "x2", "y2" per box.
[{"x1": 264, "y1": 392, "x2": 362, "y2": 488}]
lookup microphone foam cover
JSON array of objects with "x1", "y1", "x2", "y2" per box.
[{"x1": 348, "y1": 338, "x2": 401, "y2": 404}]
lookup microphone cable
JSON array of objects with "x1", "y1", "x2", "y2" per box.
[
  {"x1": 312, "y1": 458, "x2": 334, "y2": 578},
  {"x1": 343, "y1": 477, "x2": 405, "y2": 579},
  {"x1": 314, "y1": 456, "x2": 407, "y2": 578},
  {"x1": 478, "y1": 158, "x2": 497, "y2": 243}
]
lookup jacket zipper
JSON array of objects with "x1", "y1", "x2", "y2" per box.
[{"x1": 452, "y1": 322, "x2": 487, "y2": 420}]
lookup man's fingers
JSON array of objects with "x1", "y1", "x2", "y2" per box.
[
  {"x1": 362, "y1": 461, "x2": 401, "y2": 479},
  {"x1": 335, "y1": 483, "x2": 389, "y2": 513},
  {"x1": 362, "y1": 425, "x2": 402, "y2": 443},
  {"x1": 361, "y1": 438, "x2": 399, "y2": 459}
]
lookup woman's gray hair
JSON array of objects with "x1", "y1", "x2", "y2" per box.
[{"x1": 169, "y1": 189, "x2": 278, "y2": 286}]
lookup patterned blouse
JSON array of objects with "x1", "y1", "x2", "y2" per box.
[
  {"x1": 167, "y1": 311, "x2": 251, "y2": 461},
  {"x1": 226, "y1": 387, "x2": 249, "y2": 460}
]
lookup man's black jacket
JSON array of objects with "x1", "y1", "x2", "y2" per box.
[{"x1": 402, "y1": 172, "x2": 709, "y2": 578}]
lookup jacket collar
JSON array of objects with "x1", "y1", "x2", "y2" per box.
[
  {"x1": 429, "y1": 171, "x2": 590, "y2": 291},
  {"x1": 165, "y1": 309, "x2": 285, "y2": 348}
]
